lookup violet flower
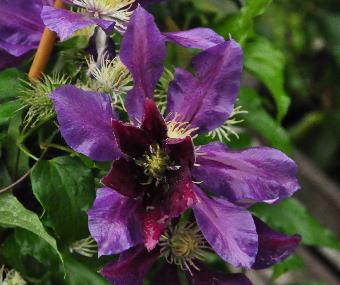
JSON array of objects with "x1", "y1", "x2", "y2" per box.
[
  {"x1": 0, "y1": 0, "x2": 48, "y2": 70},
  {"x1": 41, "y1": 0, "x2": 160, "y2": 41},
  {"x1": 101, "y1": 247, "x2": 253, "y2": 285},
  {"x1": 49, "y1": 6, "x2": 301, "y2": 284}
]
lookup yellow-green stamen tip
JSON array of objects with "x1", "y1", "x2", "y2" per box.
[
  {"x1": 159, "y1": 222, "x2": 207, "y2": 275},
  {"x1": 166, "y1": 113, "x2": 198, "y2": 139},
  {"x1": 142, "y1": 145, "x2": 170, "y2": 182}
]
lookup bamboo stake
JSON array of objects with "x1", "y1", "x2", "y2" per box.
[{"x1": 28, "y1": 0, "x2": 64, "y2": 80}]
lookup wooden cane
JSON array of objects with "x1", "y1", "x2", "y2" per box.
[{"x1": 28, "y1": 0, "x2": 64, "y2": 80}]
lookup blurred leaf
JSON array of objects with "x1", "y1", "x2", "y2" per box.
[
  {"x1": 244, "y1": 37, "x2": 290, "y2": 122},
  {"x1": 64, "y1": 253, "x2": 110, "y2": 285},
  {"x1": 252, "y1": 198, "x2": 340, "y2": 250},
  {"x1": 271, "y1": 254, "x2": 304, "y2": 280},
  {"x1": 191, "y1": 0, "x2": 237, "y2": 18},
  {"x1": 0, "y1": 68, "x2": 24, "y2": 100},
  {"x1": 31, "y1": 156, "x2": 95, "y2": 244},
  {"x1": 284, "y1": 282, "x2": 326, "y2": 285},
  {"x1": 2, "y1": 111, "x2": 29, "y2": 178},
  {"x1": 0, "y1": 193, "x2": 63, "y2": 263},
  {"x1": 239, "y1": 87, "x2": 292, "y2": 154},
  {"x1": 0, "y1": 100, "x2": 21, "y2": 125},
  {"x1": 216, "y1": 0, "x2": 272, "y2": 43}
]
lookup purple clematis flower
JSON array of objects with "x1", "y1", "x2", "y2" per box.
[
  {"x1": 0, "y1": 0, "x2": 49, "y2": 70},
  {"x1": 101, "y1": 246, "x2": 253, "y2": 285},
  {"x1": 50, "y1": 5, "x2": 301, "y2": 284},
  {"x1": 41, "y1": 1, "x2": 159, "y2": 41}
]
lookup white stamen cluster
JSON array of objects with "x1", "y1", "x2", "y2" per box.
[
  {"x1": 159, "y1": 222, "x2": 208, "y2": 275},
  {"x1": 208, "y1": 105, "x2": 247, "y2": 142},
  {"x1": 86, "y1": 56, "x2": 132, "y2": 110},
  {"x1": 69, "y1": 236, "x2": 97, "y2": 257},
  {"x1": 70, "y1": 0, "x2": 135, "y2": 32},
  {"x1": 0, "y1": 265, "x2": 26, "y2": 285}
]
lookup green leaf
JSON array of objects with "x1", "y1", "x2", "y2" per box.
[
  {"x1": 0, "y1": 68, "x2": 24, "y2": 100},
  {"x1": 31, "y1": 156, "x2": 95, "y2": 244},
  {"x1": 0, "y1": 193, "x2": 63, "y2": 263},
  {"x1": 2, "y1": 111, "x2": 29, "y2": 178},
  {"x1": 271, "y1": 254, "x2": 304, "y2": 280},
  {"x1": 0, "y1": 100, "x2": 21, "y2": 125},
  {"x1": 244, "y1": 37, "x2": 290, "y2": 122},
  {"x1": 239, "y1": 87, "x2": 292, "y2": 154},
  {"x1": 63, "y1": 253, "x2": 110, "y2": 285},
  {"x1": 215, "y1": 0, "x2": 272, "y2": 43},
  {"x1": 252, "y1": 198, "x2": 340, "y2": 250}
]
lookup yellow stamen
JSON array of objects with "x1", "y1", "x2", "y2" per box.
[
  {"x1": 166, "y1": 113, "x2": 199, "y2": 139},
  {"x1": 159, "y1": 222, "x2": 208, "y2": 275},
  {"x1": 141, "y1": 145, "x2": 170, "y2": 183}
]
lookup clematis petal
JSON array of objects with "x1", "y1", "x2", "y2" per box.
[
  {"x1": 102, "y1": 158, "x2": 144, "y2": 198},
  {"x1": 41, "y1": 6, "x2": 112, "y2": 41},
  {"x1": 50, "y1": 85, "x2": 120, "y2": 161},
  {"x1": 0, "y1": 0, "x2": 44, "y2": 56},
  {"x1": 111, "y1": 119, "x2": 151, "y2": 158},
  {"x1": 120, "y1": 6, "x2": 166, "y2": 122},
  {"x1": 88, "y1": 188, "x2": 143, "y2": 256},
  {"x1": 141, "y1": 98, "x2": 167, "y2": 144},
  {"x1": 166, "y1": 136, "x2": 195, "y2": 167},
  {"x1": 193, "y1": 142, "x2": 300, "y2": 206},
  {"x1": 0, "y1": 50, "x2": 29, "y2": 70},
  {"x1": 101, "y1": 245, "x2": 159, "y2": 285},
  {"x1": 167, "y1": 39, "x2": 243, "y2": 133},
  {"x1": 252, "y1": 216, "x2": 301, "y2": 269},
  {"x1": 164, "y1": 28, "x2": 224, "y2": 50},
  {"x1": 187, "y1": 264, "x2": 253, "y2": 285},
  {"x1": 151, "y1": 263, "x2": 181, "y2": 285},
  {"x1": 138, "y1": 207, "x2": 168, "y2": 251},
  {"x1": 192, "y1": 186, "x2": 258, "y2": 268},
  {"x1": 85, "y1": 27, "x2": 116, "y2": 65},
  {"x1": 167, "y1": 166, "x2": 196, "y2": 217}
]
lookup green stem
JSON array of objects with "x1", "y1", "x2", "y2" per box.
[{"x1": 40, "y1": 143, "x2": 75, "y2": 155}]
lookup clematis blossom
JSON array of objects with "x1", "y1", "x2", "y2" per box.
[
  {"x1": 41, "y1": 0, "x2": 161, "y2": 41},
  {"x1": 50, "y1": 6, "x2": 301, "y2": 284},
  {"x1": 0, "y1": 0, "x2": 50, "y2": 70}
]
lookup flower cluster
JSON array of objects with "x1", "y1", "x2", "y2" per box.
[{"x1": 44, "y1": 4, "x2": 301, "y2": 285}]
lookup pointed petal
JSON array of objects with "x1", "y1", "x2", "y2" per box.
[
  {"x1": 252, "y1": 217, "x2": 301, "y2": 269},
  {"x1": 193, "y1": 142, "x2": 300, "y2": 206},
  {"x1": 167, "y1": 39, "x2": 243, "y2": 133},
  {"x1": 168, "y1": 166, "x2": 196, "y2": 217},
  {"x1": 102, "y1": 158, "x2": 144, "y2": 198},
  {"x1": 138, "y1": 207, "x2": 168, "y2": 251},
  {"x1": 101, "y1": 245, "x2": 158, "y2": 285},
  {"x1": 41, "y1": 6, "x2": 94, "y2": 41},
  {"x1": 192, "y1": 186, "x2": 258, "y2": 268},
  {"x1": 141, "y1": 98, "x2": 167, "y2": 144},
  {"x1": 112, "y1": 119, "x2": 151, "y2": 158},
  {"x1": 88, "y1": 188, "x2": 143, "y2": 256},
  {"x1": 166, "y1": 136, "x2": 195, "y2": 167},
  {"x1": 151, "y1": 263, "x2": 181, "y2": 285},
  {"x1": 120, "y1": 6, "x2": 166, "y2": 122},
  {"x1": 50, "y1": 85, "x2": 120, "y2": 161},
  {"x1": 41, "y1": 7, "x2": 112, "y2": 41},
  {"x1": 164, "y1": 28, "x2": 224, "y2": 50}
]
